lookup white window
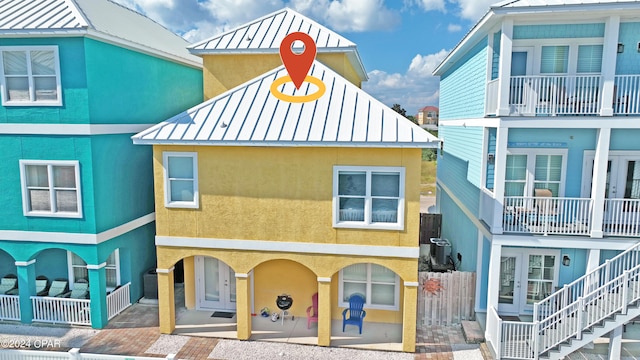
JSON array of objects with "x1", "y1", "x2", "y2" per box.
[
  {"x1": 19, "y1": 160, "x2": 82, "y2": 218},
  {"x1": 333, "y1": 166, "x2": 405, "y2": 230},
  {"x1": 504, "y1": 149, "x2": 567, "y2": 197},
  {"x1": 0, "y1": 46, "x2": 62, "y2": 106},
  {"x1": 67, "y1": 250, "x2": 120, "y2": 291},
  {"x1": 339, "y1": 263, "x2": 400, "y2": 310},
  {"x1": 163, "y1": 152, "x2": 199, "y2": 208}
]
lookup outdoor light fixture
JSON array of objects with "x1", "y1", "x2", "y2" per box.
[
  {"x1": 618, "y1": 43, "x2": 624, "y2": 53},
  {"x1": 562, "y1": 255, "x2": 571, "y2": 266},
  {"x1": 487, "y1": 153, "x2": 495, "y2": 165}
]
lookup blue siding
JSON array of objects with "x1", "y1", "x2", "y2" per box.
[
  {"x1": 438, "y1": 125, "x2": 484, "y2": 215},
  {"x1": 438, "y1": 187, "x2": 478, "y2": 273},
  {"x1": 478, "y1": 236, "x2": 490, "y2": 311},
  {"x1": 491, "y1": 32, "x2": 501, "y2": 80},
  {"x1": 507, "y1": 128, "x2": 597, "y2": 197},
  {"x1": 440, "y1": 37, "x2": 488, "y2": 120},
  {"x1": 513, "y1": 23, "x2": 605, "y2": 39},
  {"x1": 557, "y1": 248, "x2": 587, "y2": 286},
  {"x1": 616, "y1": 22, "x2": 640, "y2": 75},
  {"x1": 611, "y1": 129, "x2": 640, "y2": 149}
]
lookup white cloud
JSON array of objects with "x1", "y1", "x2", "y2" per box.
[
  {"x1": 450, "y1": 0, "x2": 495, "y2": 21},
  {"x1": 363, "y1": 49, "x2": 448, "y2": 115},
  {"x1": 407, "y1": 0, "x2": 446, "y2": 12},
  {"x1": 447, "y1": 23, "x2": 462, "y2": 32}
]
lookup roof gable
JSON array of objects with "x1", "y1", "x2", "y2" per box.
[
  {"x1": 133, "y1": 61, "x2": 437, "y2": 148},
  {"x1": 0, "y1": 0, "x2": 201, "y2": 67}
]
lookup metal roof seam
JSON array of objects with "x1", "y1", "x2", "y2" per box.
[{"x1": 319, "y1": 76, "x2": 337, "y2": 141}]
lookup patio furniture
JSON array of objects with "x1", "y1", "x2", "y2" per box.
[
  {"x1": 0, "y1": 275, "x2": 18, "y2": 295},
  {"x1": 306, "y1": 292, "x2": 318, "y2": 329},
  {"x1": 62, "y1": 279, "x2": 89, "y2": 299},
  {"x1": 275, "y1": 294, "x2": 293, "y2": 325},
  {"x1": 534, "y1": 188, "x2": 557, "y2": 224},
  {"x1": 36, "y1": 275, "x2": 50, "y2": 296},
  {"x1": 342, "y1": 294, "x2": 366, "y2": 334},
  {"x1": 48, "y1": 279, "x2": 69, "y2": 297}
]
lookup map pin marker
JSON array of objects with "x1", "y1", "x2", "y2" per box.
[{"x1": 279, "y1": 32, "x2": 316, "y2": 90}]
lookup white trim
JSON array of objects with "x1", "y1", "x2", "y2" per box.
[
  {"x1": 0, "y1": 46, "x2": 62, "y2": 107},
  {"x1": 317, "y1": 277, "x2": 331, "y2": 283},
  {"x1": 437, "y1": 180, "x2": 493, "y2": 240},
  {"x1": 133, "y1": 138, "x2": 438, "y2": 148},
  {"x1": 492, "y1": 234, "x2": 637, "y2": 250},
  {"x1": 156, "y1": 267, "x2": 175, "y2": 274},
  {"x1": 19, "y1": 160, "x2": 83, "y2": 218},
  {"x1": 15, "y1": 259, "x2": 36, "y2": 266},
  {"x1": 0, "y1": 212, "x2": 155, "y2": 244},
  {"x1": 235, "y1": 273, "x2": 249, "y2": 278},
  {"x1": 505, "y1": 148, "x2": 568, "y2": 197},
  {"x1": 155, "y1": 236, "x2": 419, "y2": 259},
  {"x1": 404, "y1": 281, "x2": 419, "y2": 287},
  {"x1": 332, "y1": 166, "x2": 406, "y2": 231},
  {"x1": 86, "y1": 262, "x2": 107, "y2": 270},
  {"x1": 0, "y1": 123, "x2": 158, "y2": 135},
  {"x1": 163, "y1": 152, "x2": 199, "y2": 209}
]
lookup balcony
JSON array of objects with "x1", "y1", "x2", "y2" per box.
[
  {"x1": 501, "y1": 196, "x2": 640, "y2": 237},
  {"x1": 486, "y1": 74, "x2": 640, "y2": 116}
]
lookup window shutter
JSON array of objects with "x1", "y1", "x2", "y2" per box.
[{"x1": 577, "y1": 45, "x2": 603, "y2": 73}]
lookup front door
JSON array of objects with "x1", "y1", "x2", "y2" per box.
[
  {"x1": 195, "y1": 256, "x2": 236, "y2": 311},
  {"x1": 499, "y1": 249, "x2": 560, "y2": 315},
  {"x1": 604, "y1": 157, "x2": 640, "y2": 226}
]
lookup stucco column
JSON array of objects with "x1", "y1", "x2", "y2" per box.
[
  {"x1": 590, "y1": 128, "x2": 611, "y2": 238},
  {"x1": 235, "y1": 273, "x2": 252, "y2": 340},
  {"x1": 183, "y1": 257, "x2": 195, "y2": 309},
  {"x1": 497, "y1": 19, "x2": 514, "y2": 116},
  {"x1": 600, "y1": 15, "x2": 620, "y2": 117},
  {"x1": 492, "y1": 127, "x2": 509, "y2": 234},
  {"x1": 317, "y1": 277, "x2": 332, "y2": 347},
  {"x1": 15, "y1": 259, "x2": 36, "y2": 324},
  {"x1": 87, "y1": 263, "x2": 108, "y2": 329},
  {"x1": 402, "y1": 281, "x2": 419, "y2": 352},
  {"x1": 157, "y1": 266, "x2": 175, "y2": 334}
]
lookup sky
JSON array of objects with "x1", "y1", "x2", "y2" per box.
[{"x1": 113, "y1": 0, "x2": 498, "y2": 115}]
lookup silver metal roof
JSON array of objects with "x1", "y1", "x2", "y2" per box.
[
  {"x1": 188, "y1": 7, "x2": 366, "y2": 80},
  {"x1": 0, "y1": 0, "x2": 201, "y2": 68},
  {"x1": 495, "y1": 0, "x2": 639, "y2": 8},
  {"x1": 133, "y1": 60, "x2": 438, "y2": 148}
]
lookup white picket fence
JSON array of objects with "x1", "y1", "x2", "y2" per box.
[
  {"x1": 418, "y1": 271, "x2": 476, "y2": 325},
  {"x1": 107, "y1": 282, "x2": 131, "y2": 320},
  {"x1": 0, "y1": 294, "x2": 20, "y2": 321},
  {"x1": 0, "y1": 348, "x2": 177, "y2": 360},
  {"x1": 31, "y1": 296, "x2": 91, "y2": 326}
]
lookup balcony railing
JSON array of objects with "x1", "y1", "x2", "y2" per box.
[
  {"x1": 31, "y1": 296, "x2": 91, "y2": 326},
  {"x1": 0, "y1": 295, "x2": 20, "y2": 321},
  {"x1": 503, "y1": 196, "x2": 592, "y2": 236},
  {"x1": 107, "y1": 282, "x2": 131, "y2": 320},
  {"x1": 486, "y1": 74, "x2": 640, "y2": 116}
]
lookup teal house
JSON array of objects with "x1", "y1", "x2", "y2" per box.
[{"x1": 0, "y1": 0, "x2": 202, "y2": 329}]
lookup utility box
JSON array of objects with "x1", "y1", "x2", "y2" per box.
[{"x1": 143, "y1": 269, "x2": 158, "y2": 299}]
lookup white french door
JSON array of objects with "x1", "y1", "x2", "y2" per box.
[
  {"x1": 195, "y1": 256, "x2": 236, "y2": 311},
  {"x1": 498, "y1": 248, "x2": 560, "y2": 315}
]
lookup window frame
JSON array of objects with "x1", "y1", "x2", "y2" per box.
[
  {"x1": 19, "y1": 160, "x2": 82, "y2": 218},
  {"x1": 67, "y1": 249, "x2": 121, "y2": 292},
  {"x1": 163, "y1": 152, "x2": 199, "y2": 209},
  {"x1": 338, "y1": 263, "x2": 400, "y2": 311},
  {"x1": 505, "y1": 148, "x2": 568, "y2": 197},
  {"x1": 0, "y1": 46, "x2": 62, "y2": 106},
  {"x1": 333, "y1": 166, "x2": 405, "y2": 231}
]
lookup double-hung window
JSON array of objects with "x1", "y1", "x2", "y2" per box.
[
  {"x1": 19, "y1": 160, "x2": 82, "y2": 218},
  {"x1": 339, "y1": 263, "x2": 399, "y2": 310},
  {"x1": 0, "y1": 46, "x2": 62, "y2": 106},
  {"x1": 68, "y1": 250, "x2": 120, "y2": 291},
  {"x1": 333, "y1": 166, "x2": 405, "y2": 230},
  {"x1": 163, "y1": 152, "x2": 198, "y2": 208}
]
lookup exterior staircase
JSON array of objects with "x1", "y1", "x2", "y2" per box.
[{"x1": 488, "y1": 242, "x2": 640, "y2": 359}]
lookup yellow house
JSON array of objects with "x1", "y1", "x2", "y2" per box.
[{"x1": 132, "y1": 8, "x2": 439, "y2": 353}]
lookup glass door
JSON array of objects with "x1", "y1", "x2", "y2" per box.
[
  {"x1": 195, "y1": 256, "x2": 236, "y2": 311},
  {"x1": 526, "y1": 254, "x2": 556, "y2": 305},
  {"x1": 498, "y1": 251, "x2": 522, "y2": 314}
]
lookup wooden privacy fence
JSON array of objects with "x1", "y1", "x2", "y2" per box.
[{"x1": 418, "y1": 271, "x2": 476, "y2": 326}]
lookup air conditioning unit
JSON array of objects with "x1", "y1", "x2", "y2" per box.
[{"x1": 429, "y1": 238, "x2": 451, "y2": 265}]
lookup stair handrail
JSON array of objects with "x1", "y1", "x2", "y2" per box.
[{"x1": 534, "y1": 242, "x2": 640, "y2": 322}]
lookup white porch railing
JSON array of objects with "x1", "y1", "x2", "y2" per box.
[
  {"x1": 486, "y1": 306, "x2": 501, "y2": 359},
  {"x1": 614, "y1": 75, "x2": 640, "y2": 115},
  {"x1": 107, "y1": 282, "x2": 131, "y2": 320},
  {"x1": 0, "y1": 348, "x2": 177, "y2": 360},
  {"x1": 31, "y1": 296, "x2": 91, "y2": 326},
  {"x1": 603, "y1": 198, "x2": 640, "y2": 236},
  {"x1": 503, "y1": 196, "x2": 592, "y2": 235},
  {"x1": 0, "y1": 294, "x2": 20, "y2": 321}
]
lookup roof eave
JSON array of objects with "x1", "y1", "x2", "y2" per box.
[{"x1": 132, "y1": 139, "x2": 439, "y2": 148}]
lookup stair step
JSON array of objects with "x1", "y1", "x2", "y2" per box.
[{"x1": 461, "y1": 320, "x2": 484, "y2": 343}]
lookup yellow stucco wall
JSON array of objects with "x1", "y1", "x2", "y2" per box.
[
  {"x1": 153, "y1": 146, "x2": 422, "y2": 248},
  {"x1": 202, "y1": 53, "x2": 362, "y2": 100}
]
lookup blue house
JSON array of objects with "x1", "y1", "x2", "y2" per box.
[
  {"x1": 433, "y1": 1, "x2": 640, "y2": 358},
  {"x1": 0, "y1": 0, "x2": 202, "y2": 329}
]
